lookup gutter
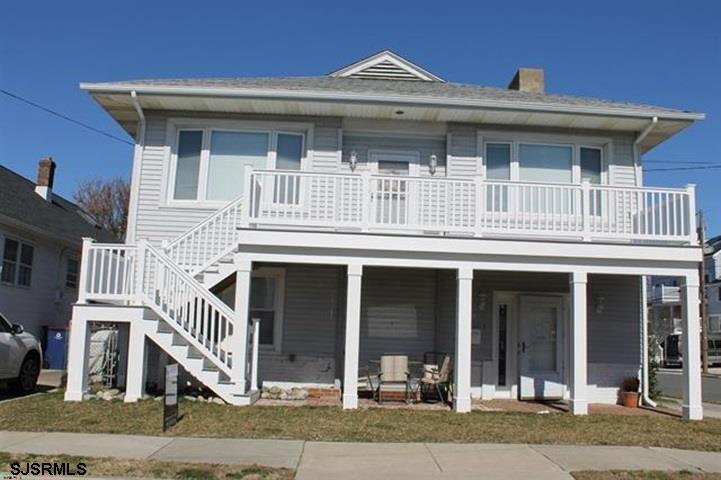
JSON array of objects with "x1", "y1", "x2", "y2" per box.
[
  {"x1": 635, "y1": 116, "x2": 659, "y2": 146},
  {"x1": 633, "y1": 117, "x2": 658, "y2": 186},
  {"x1": 126, "y1": 90, "x2": 146, "y2": 243},
  {"x1": 79, "y1": 83, "x2": 706, "y2": 122}
]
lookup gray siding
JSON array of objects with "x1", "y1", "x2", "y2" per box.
[
  {"x1": 447, "y1": 125, "x2": 478, "y2": 177},
  {"x1": 588, "y1": 274, "x2": 641, "y2": 365},
  {"x1": 340, "y1": 135, "x2": 447, "y2": 176},
  {"x1": 360, "y1": 267, "x2": 438, "y2": 364},
  {"x1": 0, "y1": 224, "x2": 78, "y2": 339}
]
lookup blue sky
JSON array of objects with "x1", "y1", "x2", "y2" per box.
[{"x1": 1, "y1": 0, "x2": 719, "y2": 235}]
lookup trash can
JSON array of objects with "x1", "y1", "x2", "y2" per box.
[{"x1": 45, "y1": 327, "x2": 68, "y2": 370}]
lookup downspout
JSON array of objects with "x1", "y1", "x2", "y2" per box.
[
  {"x1": 633, "y1": 117, "x2": 658, "y2": 186},
  {"x1": 641, "y1": 277, "x2": 657, "y2": 407},
  {"x1": 126, "y1": 90, "x2": 146, "y2": 243}
]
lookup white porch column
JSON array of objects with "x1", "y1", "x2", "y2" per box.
[
  {"x1": 682, "y1": 272, "x2": 703, "y2": 420},
  {"x1": 343, "y1": 264, "x2": 363, "y2": 410},
  {"x1": 232, "y1": 254, "x2": 252, "y2": 392},
  {"x1": 454, "y1": 268, "x2": 473, "y2": 413},
  {"x1": 64, "y1": 307, "x2": 91, "y2": 401},
  {"x1": 569, "y1": 271, "x2": 588, "y2": 415},
  {"x1": 124, "y1": 321, "x2": 148, "y2": 402}
]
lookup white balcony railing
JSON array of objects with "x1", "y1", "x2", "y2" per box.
[{"x1": 244, "y1": 167, "x2": 697, "y2": 244}]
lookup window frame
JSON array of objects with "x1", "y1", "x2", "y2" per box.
[
  {"x1": 1, "y1": 235, "x2": 34, "y2": 288},
  {"x1": 164, "y1": 119, "x2": 313, "y2": 208},
  {"x1": 249, "y1": 267, "x2": 285, "y2": 354},
  {"x1": 480, "y1": 131, "x2": 611, "y2": 186}
]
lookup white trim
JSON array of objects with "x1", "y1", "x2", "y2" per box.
[
  {"x1": 251, "y1": 266, "x2": 285, "y2": 354},
  {"x1": 368, "y1": 149, "x2": 421, "y2": 176},
  {"x1": 329, "y1": 50, "x2": 445, "y2": 82}
]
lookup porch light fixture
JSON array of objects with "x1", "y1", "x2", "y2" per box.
[
  {"x1": 429, "y1": 154, "x2": 438, "y2": 175},
  {"x1": 350, "y1": 150, "x2": 358, "y2": 171},
  {"x1": 477, "y1": 292, "x2": 489, "y2": 312},
  {"x1": 594, "y1": 294, "x2": 605, "y2": 314}
]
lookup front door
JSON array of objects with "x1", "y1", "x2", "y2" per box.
[
  {"x1": 518, "y1": 296, "x2": 564, "y2": 400},
  {"x1": 369, "y1": 150, "x2": 420, "y2": 226}
]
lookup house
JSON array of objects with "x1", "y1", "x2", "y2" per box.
[
  {"x1": 0, "y1": 159, "x2": 116, "y2": 366},
  {"x1": 64, "y1": 50, "x2": 705, "y2": 419},
  {"x1": 705, "y1": 236, "x2": 721, "y2": 333}
]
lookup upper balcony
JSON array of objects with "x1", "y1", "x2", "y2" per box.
[{"x1": 241, "y1": 167, "x2": 697, "y2": 245}]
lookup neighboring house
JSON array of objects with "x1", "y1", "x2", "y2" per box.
[
  {"x1": 0, "y1": 159, "x2": 116, "y2": 362},
  {"x1": 705, "y1": 235, "x2": 721, "y2": 333},
  {"x1": 65, "y1": 50, "x2": 706, "y2": 419}
]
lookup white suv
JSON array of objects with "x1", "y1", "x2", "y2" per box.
[{"x1": 0, "y1": 312, "x2": 42, "y2": 394}]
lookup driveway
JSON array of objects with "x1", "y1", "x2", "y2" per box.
[{"x1": 0, "y1": 369, "x2": 64, "y2": 402}]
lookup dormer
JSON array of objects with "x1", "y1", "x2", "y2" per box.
[{"x1": 328, "y1": 49, "x2": 445, "y2": 82}]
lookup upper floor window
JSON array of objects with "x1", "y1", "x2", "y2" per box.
[
  {"x1": 1, "y1": 237, "x2": 34, "y2": 287},
  {"x1": 171, "y1": 128, "x2": 305, "y2": 203},
  {"x1": 483, "y1": 137, "x2": 607, "y2": 185}
]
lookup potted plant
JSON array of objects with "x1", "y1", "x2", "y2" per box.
[{"x1": 620, "y1": 376, "x2": 640, "y2": 408}]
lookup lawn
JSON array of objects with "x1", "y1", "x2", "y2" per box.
[
  {"x1": 0, "y1": 451, "x2": 292, "y2": 479},
  {"x1": 2, "y1": 391, "x2": 721, "y2": 452}
]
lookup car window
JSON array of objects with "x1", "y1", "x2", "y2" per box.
[{"x1": 0, "y1": 313, "x2": 11, "y2": 333}]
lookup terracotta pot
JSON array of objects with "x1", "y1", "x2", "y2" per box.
[{"x1": 621, "y1": 391, "x2": 639, "y2": 408}]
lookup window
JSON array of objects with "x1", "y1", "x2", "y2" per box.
[
  {"x1": 173, "y1": 130, "x2": 203, "y2": 200},
  {"x1": 486, "y1": 143, "x2": 511, "y2": 180},
  {"x1": 170, "y1": 127, "x2": 305, "y2": 203},
  {"x1": 66, "y1": 257, "x2": 79, "y2": 288},
  {"x1": 717, "y1": 286, "x2": 721, "y2": 302},
  {"x1": 519, "y1": 144, "x2": 573, "y2": 183},
  {"x1": 581, "y1": 147, "x2": 603, "y2": 184},
  {"x1": 249, "y1": 268, "x2": 284, "y2": 350},
  {"x1": 2, "y1": 238, "x2": 33, "y2": 287}
]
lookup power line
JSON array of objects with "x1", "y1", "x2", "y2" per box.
[{"x1": 0, "y1": 88, "x2": 134, "y2": 146}]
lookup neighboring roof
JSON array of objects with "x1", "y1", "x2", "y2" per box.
[
  {"x1": 706, "y1": 234, "x2": 721, "y2": 255},
  {"x1": 0, "y1": 165, "x2": 118, "y2": 246},
  {"x1": 80, "y1": 50, "x2": 704, "y2": 151}
]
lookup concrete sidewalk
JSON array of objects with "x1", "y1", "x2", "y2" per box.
[{"x1": 2, "y1": 431, "x2": 721, "y2": 479}]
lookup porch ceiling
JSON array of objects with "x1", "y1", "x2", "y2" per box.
[{"x1": 83, "y1": 89, "x2": 696, "y2": 153}]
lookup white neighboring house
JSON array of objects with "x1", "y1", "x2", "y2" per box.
[
  {"x1": 705, "y1": 236, "x2": 721, "y2": 333},
  {"x1": 65, "y1": 50, "x2": 706, "y2": 419},
  {"x1": 0, "y1": 159, "x2": 116, "y2": 362}
]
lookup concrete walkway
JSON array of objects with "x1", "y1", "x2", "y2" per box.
[{"x1": 2, "y1": 431, "x2": 721, "y2": 479}]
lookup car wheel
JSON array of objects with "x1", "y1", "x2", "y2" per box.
[{"x1": 13, "y1": 354, "x2": 40, "y2": 395}]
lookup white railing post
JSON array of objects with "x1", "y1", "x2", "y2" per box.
[
  {"x1": 686, "y1": 184, "x2": 697, "y2": 245},
  {"x1": 77, "y1": 237, "x2": 95, "y2": 304},
  {"x1": 240, "y1": 165, "x2": 254, "y2": 228},
  {"x1": 474, "y1": 176, "x2": 484, "y2": 237},
  {"x1": 135, "y1": 239, "x2": 147, "y2": 304},
  {"x1": 231, "y1": 254, "x2": 251, "y2": 391},
  {"x1": 250, "y1": 317, "x2": 260, "y2": 392},
  {"x1": 361, "y1": 171, "x2": 372, "y2": 232},
  {"x1": 581, "y1": 181, "x2": 591, "y2": 242}
]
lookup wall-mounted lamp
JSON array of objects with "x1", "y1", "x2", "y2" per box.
[
  {"x1": 594, "y1": 294, "x2": 605, "y2": 314},
  {"x1": 350, "y1": 150, "x2": 358, "y2": 172},
  {"x1": 429, "y1": 154, "x2": 438, "y2": 176},
  {"x1": 477, "y1": 292, "x2": 489, "y2": 312}
]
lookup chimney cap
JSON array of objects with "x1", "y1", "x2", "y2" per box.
[{"x1": 508, "y1": 68, "x2": 545, "y2": 94}]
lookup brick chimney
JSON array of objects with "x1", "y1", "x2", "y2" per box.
[
  {"x1": 35, "y1": 156, "x2": 56, "y2": 201},
  {"x1": 508, "y1": 68, "x2": 545, "y2": 94}
]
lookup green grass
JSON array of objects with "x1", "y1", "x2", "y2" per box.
[
  {"x1": 3, "y1": 391, "x2": 721, "y2": 451},
  {"x1": 0, "y1": 451, "x2": 292, "y2": 479},
  {"x1": 573, "y1": 472, "x2": 721, "y2": 480}
]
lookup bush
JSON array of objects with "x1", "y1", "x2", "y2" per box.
[{"x1": 621, "y1": 376, "x2": 640, "y2": 393}]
